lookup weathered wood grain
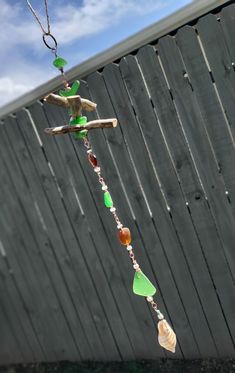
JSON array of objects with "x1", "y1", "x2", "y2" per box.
[
  {"x1": 221, "y1": 3, "x2": 235, "y2": 61},
  {"x1": 196, "y1": 12, "x2": 235, "y2": 138}
]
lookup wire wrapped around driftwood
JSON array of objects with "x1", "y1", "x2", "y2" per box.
[{"x1": 44, "y1": 118, "x2": 118, "y2": 135}]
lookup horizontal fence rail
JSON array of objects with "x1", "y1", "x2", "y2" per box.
[{"x1": 0, "y1": 0, "x2": 235, "y2": 365}]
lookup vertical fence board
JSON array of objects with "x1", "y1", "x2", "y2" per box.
[
  {"x1": 221, "y1": 4, "x2": 235, "y2": 61},
  {"x1": 196, "y1": 13, "x2": 235, "y2": 138},
  {"x1": 0, "y1": 158, "x2": 55, "y2": 362},
  {"x1": 0, "y1": 299, "x2": 23, "y2": 365}
]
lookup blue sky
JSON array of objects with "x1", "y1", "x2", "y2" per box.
[{"x1": 0, "y1": 0, "x2": 192, "y2": 107}]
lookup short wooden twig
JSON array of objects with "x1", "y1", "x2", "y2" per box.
[{"x1": 44, "y1": 93, "x2": 97, "y2": 116}]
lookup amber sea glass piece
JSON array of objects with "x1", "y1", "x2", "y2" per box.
[
  {"x1": 118, "y1": 227, "x2": 131, "y2": 245},
  {"x1": 88, "y1": 154, "x2": 98, "y2": 168}
]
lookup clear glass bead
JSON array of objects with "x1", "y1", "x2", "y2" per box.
[{"x1": 156, "y1": 310, "x2": 164, "y2": 320}]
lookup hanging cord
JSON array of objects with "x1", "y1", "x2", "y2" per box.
[
  {"x1": 26, "y1": 0, "x2": 69, "y2": 88},
  {"x1": 26, "y1": 0, "x2": 50, "y2": 35}
]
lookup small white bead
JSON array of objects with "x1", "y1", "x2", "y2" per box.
[
  {"x1": 87, "y1": 149, "x2": 92, "y2": 154},
  {"x1": 110, "y1": 207, "x2": 116, "y2": 212},
  {"x1": 133, "y1": 263, "x2": 140, "y2": 270},
  {"x1": 126, "y1": 245, "x2": 132, "y2": 251},
  {"x1": 94, "y1": 167, "x2": 101, "y2": 173},
  {"x1": 117, "y1": 223, "x2": 123, "y2": 229},
  {"x1": 147, "y1": 296, "x2": 153, "y2": 302},
  {"x1": 102, "y1": 185, "x2": 108, "y2": 191}
]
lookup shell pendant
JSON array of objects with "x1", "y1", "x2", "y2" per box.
[{"x1": 157, "y1": 319, "x2": 177, "y2": 353}]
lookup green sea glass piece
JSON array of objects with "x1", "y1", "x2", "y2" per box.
[
  {"x1": 104, "y1": 191, "x2": 113, "y2": 208},
  {"x1": 53, "y1": 57, "x2": 67, "y2": 69},
  {"x1": 77, "y1": 116, "x2": 87, "y2": 125},
  {"x1": 133, "y1": 271, "x2": 156, "y2": 296},
  {"x1": 59, "y1": 80, "x2": 80, "y2": 97},
  {"x1": 70, "y1": 115, "x2": 88, "y2": 139},
  {"x1": 76, "y1": 130, "x2": 88, "y2": 139}
]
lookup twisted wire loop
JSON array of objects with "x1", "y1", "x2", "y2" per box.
[{"x1": 26, "y1": 0, "x2": 57, "y2": 54}]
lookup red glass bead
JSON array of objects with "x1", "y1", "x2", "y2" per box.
[
  {"x1": 118, "y1": 227, "x2": 131, "y2": 246},
  {"x1": 88, "y1": 153, "x2": 98, "y2": 168}
]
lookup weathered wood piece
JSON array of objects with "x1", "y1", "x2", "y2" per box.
[
  {"x1": 44, "y1": 93, "x2": 97, "y2": 114},
  {"x1": 44, "y1": 118, "x2": 118, "y2": 135}
]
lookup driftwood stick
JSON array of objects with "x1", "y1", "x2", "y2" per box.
[
  {"x1": 44, "y1": 93, "x2": 69, "y2": 108},
  {"x1": 44, "y1": 93, "x2": 97, "y2": 113},
  {"x1": 44, "y1": 118, "x2": 118, "y2": 135},
  {"x1": 81, "y1": 98, "x2": 97, "y2": 112}
]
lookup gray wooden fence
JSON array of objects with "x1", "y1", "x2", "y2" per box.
[{"x1": 1, "y1": 1, "x2": 235, "y2": 365}]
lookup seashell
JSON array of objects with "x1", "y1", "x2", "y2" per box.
[{"x1": 157, "y1": 319, "x2": 177, "y2": 353}]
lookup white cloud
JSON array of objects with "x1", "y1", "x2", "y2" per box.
[
  {"x1": 51, "y1": 0, "x2": 166, "y2": 44},
  {"x1": 0, "y1": 0, "x2": 169, "y2": 107},
  {"x1": 0, "y1": 0, "x2": 166, "y2": 50},
  {"x1": 0, "y1": 65, "x2": 54, "y2": 107}
]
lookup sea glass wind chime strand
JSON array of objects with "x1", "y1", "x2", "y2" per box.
[{"x1": 26, "y1": 0, "x2": 176, "y2": 354}]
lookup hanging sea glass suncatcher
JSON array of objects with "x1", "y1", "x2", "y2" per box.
[{"x1": 26, "y1": 0, "x2": 177, "y2": 354}]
